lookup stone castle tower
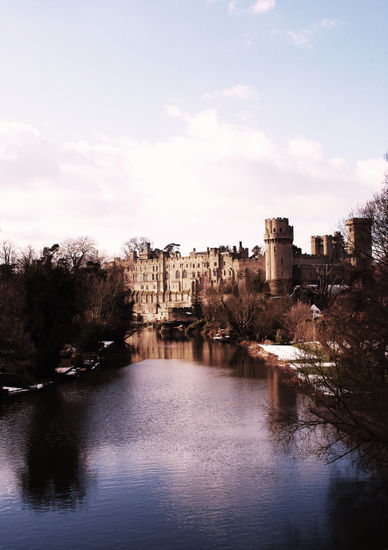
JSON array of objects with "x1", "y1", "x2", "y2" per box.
[
  {"x1": 264, "y1": 218, "x2": 294, "y2": 294},
  {"x1": 346, "y1": 217, "x2": 372, "y2": 268}
]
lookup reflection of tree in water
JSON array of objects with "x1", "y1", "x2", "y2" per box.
[
  {"x1": 191, "y1": 337, "x2": 204, "y2": 363},
  {"x1": 227, "y1": 346, "x2": 267, "y2": 378},
  {"x1": 325, "y1": 476, "x2": 388, "y2": 549},
  {"x1": 20, "y1": 388, "x2": 93, "y2": 511}
]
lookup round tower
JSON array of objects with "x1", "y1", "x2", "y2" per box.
[
  {"x1": 264, "y1": 218, "x2": 294, "y2": 294},
  {"x1": 346, "y1": 217, "x2": 372, "y2": 268}
]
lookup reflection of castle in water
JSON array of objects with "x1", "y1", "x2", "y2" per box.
[{"x1": 128, "y1": 329, "x2": 297, "y2": 412}]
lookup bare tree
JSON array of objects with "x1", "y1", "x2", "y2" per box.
[
  {"x1": 283, "y1": 302, "x2": 314, "y2": 342},
  {"x1": 60, "y1": 237, "x2": 98, "y2": 272},
  {"x1": 0, "y1": 240, "x2": 18, "y2": 277},
  {"x1": 122, "y1": 237, "x2": 151, "y2": 258},
  {"x1": 359, "y1": 177, "x2": 388, "y2": 271},
  {"x1": 18, "y1": 245, "x2": 38, "y2": 270}
]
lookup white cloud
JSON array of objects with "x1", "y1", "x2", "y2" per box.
[
  {"x1": 289, "y1": 137, "x2": 323, "y2": 163},
  {"x1": 321, "y1": 18, "x2": 340, "y2": 30},
  {"x1": 0, "y1": 112, "x2": 385, "y2": 255},
  {"x1": 288, "y1": 29, "x2": 315, "y2": 48},
  {"x1": 165, "y1": 105, "x2": 188, "y2": 120},
  {"x1": 288, "y1": 18, "x2": 342, "y2": 48},
  {"x1": 203, "y1": 85, "x2": 260, "y2": 101},
  {"x1": 229, "y1": 0, "x2": 275, "y2": 15},
  {"x1": 355, "y1": 158, "x2": 387, "y2": 185}
]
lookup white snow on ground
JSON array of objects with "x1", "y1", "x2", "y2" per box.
[{"x1": 258, "y1": 345, "x2": 304, "y2": 361}]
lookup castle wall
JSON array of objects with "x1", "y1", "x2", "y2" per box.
[
  {"x1": 114, "y1": 216, "x2": 372, "y2": 319},
  {"x1": 117, "y1": 244, "x2": 264, "y2": 321}
]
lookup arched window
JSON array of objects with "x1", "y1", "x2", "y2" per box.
[
  {"x1": 182, "y1": 270, "x2": 187, "y2": 278},
  {"x1": 192, "y1": 271, "x2": 196, "y2": 278},
  {"x1": 175, "y1": 271, "x2": 180, "y2": 279},
  {"x1": 143, "y1": 272, "x2": 148, "y2": 281}
]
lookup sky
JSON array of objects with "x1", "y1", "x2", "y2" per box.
[{"x1": 0, "y1": 0, "x2": 387, "y2": 257}]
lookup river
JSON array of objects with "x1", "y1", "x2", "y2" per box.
[{"x1": 0, "y1": 329, "x2": 387, "y2": 549}]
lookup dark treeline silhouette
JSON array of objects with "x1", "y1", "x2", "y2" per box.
[
  {"x1": 0, "y1": 237, "x2": 134, "y2": 379},
  {"x1": 270, "y1": 174, "x2": 388, "y2": 475}
]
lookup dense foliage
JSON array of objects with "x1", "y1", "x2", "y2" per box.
[{"x1": 0, "y1": 238, "x2": 134, "y2": 378}]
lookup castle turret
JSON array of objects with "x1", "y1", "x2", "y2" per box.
[
  {"x1": 346, "y1": 218, "x2": 372, "y2": 268},
  {"x1": 322, "y1": 235, "x2": 333, "y2": 258},
  {"x1": 264, "y1": 218, "x2": 294, "y2": 294},
  {"x1": 311, "y1": 236, "x2": 323, "y2": 256}
]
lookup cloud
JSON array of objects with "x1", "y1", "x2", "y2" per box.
[
  {"x1": 228, "y1": 0, "x2": 275, "y2": 15},
  {"x1": 0, "y1": 111, "x2": 385, "y2": 256},
  {"x1": 203, "y1": 85, "x2": 260, "y2": 101},
  {"x1": 288, "y1": 29, "x2": 315, "y2": 48},
  {"x1": 321, "y1": 18, "x2": 340, "y2": 30},
  {"x1": 288, "y1": 18, "x2": 342, "y2": 48},
  {"x1": 165, "y1": 105, "x2": 188, "y2": 119}
]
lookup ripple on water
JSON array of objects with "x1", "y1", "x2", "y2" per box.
[{"x1": 0, "y1": 337, "x2": 387, "y2": 550}]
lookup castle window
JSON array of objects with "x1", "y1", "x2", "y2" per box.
[
  {"x1": 152, "y1": 274, "x2": 155, "y2": 280},
  {"x1": 175, "y1": 271, "x2": 180, "y2": 279},
  {"x1": 197, "y1": 271, "x2": 200, "y2": 278},
  {"x1": 214, "y1": 262, "x2": 217, "y2": 266},
  {"x1": 155, "y1": 273, "x2": 158, "y2": 280},
  {"x1": 192, "y1": 272, "x2": 196, "y2": 278},
  {"x1": 143, "y1": 273, "x2": 148, "y2": 281},
  {"x1": 182, "y1": 270, "x2": 187, "y2": 278}
]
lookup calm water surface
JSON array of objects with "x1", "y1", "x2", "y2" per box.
[{"x1": 0, "y1": 329, "x2": 387, "y2": 550}]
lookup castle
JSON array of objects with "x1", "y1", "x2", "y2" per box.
[{"x1": 115, "y1": 217, "x2": 372, "y2": 321}]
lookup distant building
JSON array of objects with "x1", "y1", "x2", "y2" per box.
[{"x1": 114, "y1": 217, "x2": 372, "y2": 321}]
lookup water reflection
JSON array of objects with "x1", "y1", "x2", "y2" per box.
[
  {"x1": 325, "y1": 476, "x2": 388, "y2": 550},
  {"x1": 20, "y1": 388, "x2": 93, "y2": 511},
  {"x1": 128, "y1": 329, "x2": 269, "y2": 379},
  {"x1": 0, "y1": 330, "x2": 387, "y2": 550}
]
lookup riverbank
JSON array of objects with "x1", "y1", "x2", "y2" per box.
[
  {"x1": 240, "y1": 340, "x2": 304, "y2": 368},
  {"x1": 0, "y1": 341, "x2": 126, "y2": 400}
]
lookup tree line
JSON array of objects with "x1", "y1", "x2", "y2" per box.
[{"x1": 0, "y1": 237, "x2": 133, "y2": 379}]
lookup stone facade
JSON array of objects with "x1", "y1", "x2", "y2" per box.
[
  {"x1": 264, "y1": 216, "x2": 372, "y2": 292},
  {"x1": 115, "y1": 242, "x2": 265, "y2": 321},
  {"x1": 115, "y1": 216, "x2": 372, "y2": 321}
]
